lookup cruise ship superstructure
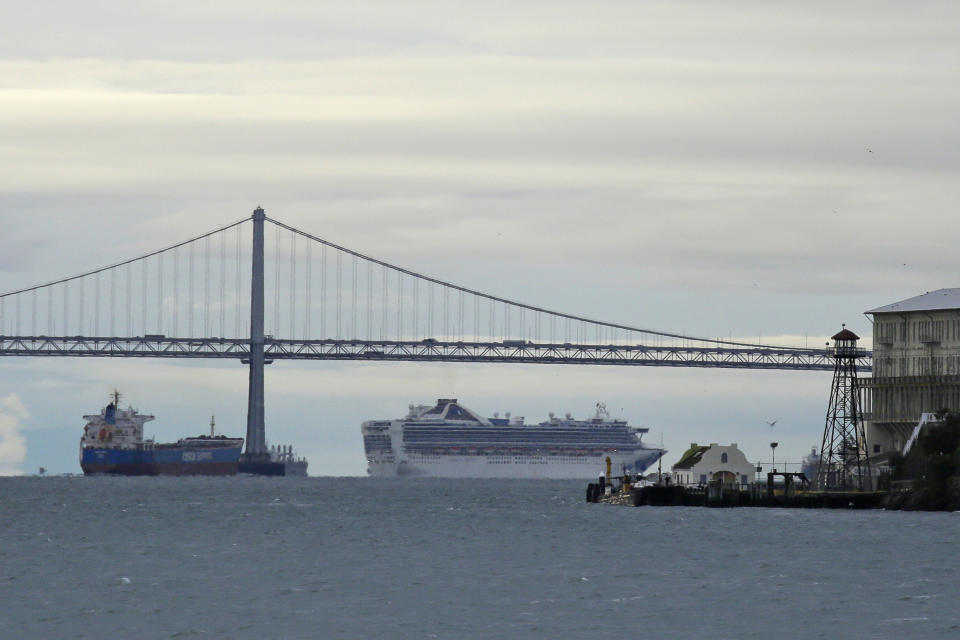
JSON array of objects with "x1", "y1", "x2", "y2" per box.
[{"x1": 362, "y1": 399, "x2": 665, "y2": 479}]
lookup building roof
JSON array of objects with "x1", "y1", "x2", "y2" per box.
[
  {"x1": 831, "y1": 328, "x2": 859, "y2": 341},
  {"x1": 671, "y1": 444, "x2": 710, "y2": 470},
  {"x1": 867, "y1": 288, "x2": 960, "y2": 314}
]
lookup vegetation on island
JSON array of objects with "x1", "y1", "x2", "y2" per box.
[{"x1": 885, "y1": 410, "x2": 960, "y2": 511}]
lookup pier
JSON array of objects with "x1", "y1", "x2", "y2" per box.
[{"x1": 587, "y1": 474, "x2": 887, "y2": 509}]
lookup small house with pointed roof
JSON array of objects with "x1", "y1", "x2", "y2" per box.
[{"x1": 670, "y1": 443, "x2": 754, "y2": 487}]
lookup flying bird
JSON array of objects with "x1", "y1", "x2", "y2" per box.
[{"x1": 766, "y1": 420, "x2": 777, "y2": 428}]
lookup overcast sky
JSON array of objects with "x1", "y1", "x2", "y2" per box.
[{"x1": 1, "y1": 1, "x2": 958, "y2": 475}]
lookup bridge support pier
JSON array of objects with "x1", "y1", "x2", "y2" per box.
[{"x1": 242, "y1": 206, "x2": 267, "y2": 463}]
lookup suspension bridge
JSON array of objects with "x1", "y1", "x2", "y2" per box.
[{"x1": 0, "y1": 208, "x2": 871, "y2": 462}]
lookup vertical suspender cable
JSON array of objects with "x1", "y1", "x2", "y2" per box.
[
  {"x1": 381, "y1": 265, "x2": 387, "y2": 341},
  {"x1": 366, "y1": 260, "x2": 372, "y2": 341},
  {"x1": 320, "y1": 244, "x2": 327, "y2": 339},
  {"x1": 94, "y1": 273, "x2": 100, "y2": 336},
  {"x1": 305, "y1": 237, "x2": 311, "y2": 340},
  {"x1": 348, "y1": 256, "x2": 355, "y2": 340},
  {"x1": 336, "y1": 251, "x2": 342, "y2": 339},
  {"x1": 158, "y1": 252, "x2": 163, "y2": 335},
  {"x1": 78, "y1": 273, "x2": 85, "y2": 335},
  {"x1": 188, "y1": 242, "x2": 194, "y2": 338},
  {"x1": 236, "y1": 226, "x2": 242, "y2": 338},
  {"x1": 423, "y1": 282, "x2": 433, "y2": 337},
  {"x1": 351, "y1": 255, "x2": 357, "y2": 340},
  {"x1": 274, "y1": 225, "x2": 280, "y2": 337},
  {"x1": 48, "y1": 287, "x2": 53, "y2": 335},
  {"x1": 488, "y1": 298, "x2": 494, "y2": 342},
  {"x1": 141, "y1": 259, "x2": 148, "y2": 336},
  {"x1": 110, "y1": 268, "x2": 116, "y2": 337},
  {"x1": 397, "y1": 271, "x2": 403, "y2": 341},
  {"x1": 63, "y1": 282, "x2": 69, "y2": 336},
  {"x1": 126, "y1": 263, "x2": 131, "y2": 336},
  {"x1": 205, "y1": 236, "x2": 211, "y2": 337},
  {"x1": 220, "y1": 230, "x2": 226, "y2": 338},
  {"x1": 31, "y1": 289, "x2": 36, "y2": 337},
  {"x1": 172, "y1": 248, "x2": 178, "y2": 337},
  {"x1": 428, "y1": 283, "x2": 433, "y2": 338},
  {"x1": 412, "y1": 277, "x2": 418, "y2": 340},
  {"x1": 289, "y1": 231, "x2": 296, "y2": 339}
]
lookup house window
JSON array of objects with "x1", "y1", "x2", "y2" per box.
[
  {"x1": 721, "y1": 452, "x2": 728, "y2": 463},
  {"x1": 699, "y1": 474, "x2": 707, "y2": 484},
  {"x1": 740, "y1": 474, "x2": 748, "y2": 485},
  {"x1": 873, "y1": 444, "x2": 881, "y2": 453}
]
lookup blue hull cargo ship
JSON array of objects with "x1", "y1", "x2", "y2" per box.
[{"x1": 79, "y1": 392, "x2": 244, "y2": 476}]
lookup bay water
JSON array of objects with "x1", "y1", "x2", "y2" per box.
[{"x1": 1, "y1": 477, "x2": 957, "y2": 639}]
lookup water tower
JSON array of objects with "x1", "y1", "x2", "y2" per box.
[{"x1": 817, "y1": 326, "x2": 872, "y2": 490}]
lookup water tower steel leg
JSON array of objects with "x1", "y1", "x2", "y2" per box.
[
  {"x1": 817, "y1": 327, "x2": 871, "y2": 491},
  {"x1": 245, "y1": 207, "x2": 266, "y2": 458}
]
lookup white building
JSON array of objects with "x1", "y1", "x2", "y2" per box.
[
  {"x1": 865, "y1": 289, "x2": 960, "y2": 455},
  {"x1": 670, "y1": 443, "x2": 754, "y2": 487}
]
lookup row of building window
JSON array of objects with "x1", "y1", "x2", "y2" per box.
[
  {"x1": 675, "y1": 473, "x2": 750, "y2": 486},
  {"x1": 874, "y1": 355, "x2": 960, "y2": 377},
  {"x1": 876, "y1": 318, "x2": 960, "y2": 345}
]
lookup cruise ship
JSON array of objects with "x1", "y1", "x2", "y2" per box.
[{"x1": 362, "y1": 399, "x2": 665, "y2": 478}]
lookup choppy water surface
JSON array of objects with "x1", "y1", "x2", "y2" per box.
[{"x1": 1, "y1": 477, "x2": 958, "y2": 639}]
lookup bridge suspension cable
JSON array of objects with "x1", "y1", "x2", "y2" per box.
[
  {"x1": 264, "y1": 216, "x2": 810, "y2": 352},
  {"x1": 0, "y1": 208, "x2": 867, "y2": 370},
  {"x1": 0, "y1": 217, "x2": 250, "y2": 341}
]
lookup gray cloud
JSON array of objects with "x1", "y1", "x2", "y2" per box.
[{"x1": 0, "y1": 2, "x2": 956, "y2": 473}]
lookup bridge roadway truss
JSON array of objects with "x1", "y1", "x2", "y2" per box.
[{"x1": 0, "y1": 335, "x2": 871, "y2": 371}]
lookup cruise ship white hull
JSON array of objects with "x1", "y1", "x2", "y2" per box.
[
  {"x1": 367, "y1": 450, "x2": 663, "y2": 479},
  {"x1": 363, "y1": 399, "x2": 666, "y2": 480}
]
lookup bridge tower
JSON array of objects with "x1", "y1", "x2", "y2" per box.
[
  {"x1": 242, "y1": 206, "x2": 267, "y2": 463},
  {"x1": 817, "y1": 326, "x2": 872, "y2": 490}
]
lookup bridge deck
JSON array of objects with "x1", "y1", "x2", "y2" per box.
[{"x1": 0, "y1": 336, "x2": 871, "y2": 371}]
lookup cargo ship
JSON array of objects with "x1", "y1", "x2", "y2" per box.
[
  {"x1": 362, "y1": 399, "x2": 665, "y2": 479},
  {"x1": 79, "y1": 392, "x2": 244, "y2": 476}
]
